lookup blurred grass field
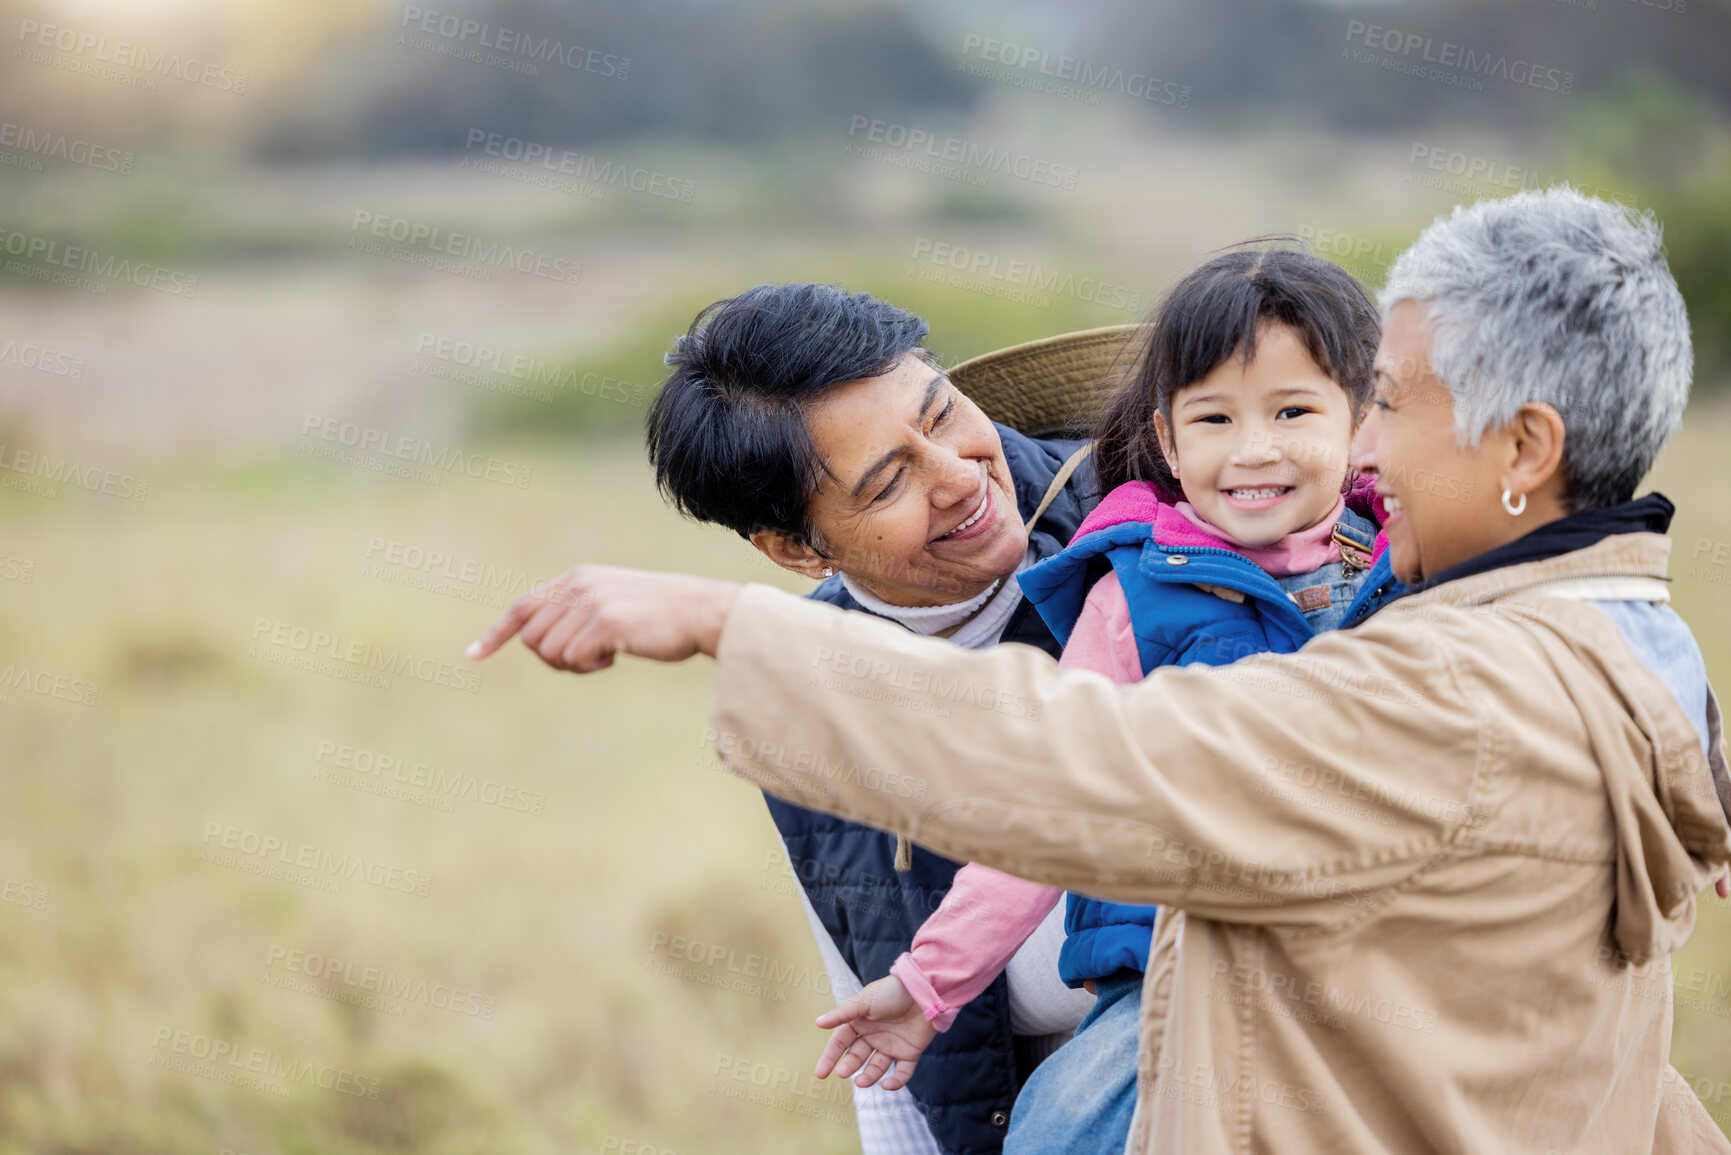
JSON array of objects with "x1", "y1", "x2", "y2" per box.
[
  {"x1": 0, "y1": 437, "x2": 847, "y2": 1155},
  {"x1": 2, "y1": 400, "x2": 1730, "y2": 1153}
]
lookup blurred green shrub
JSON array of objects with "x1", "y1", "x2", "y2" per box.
[{"x1": 1561, "y1": 73, "x2": 1731, "y2": 392}]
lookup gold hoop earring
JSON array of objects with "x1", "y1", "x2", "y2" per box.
[{"x1": 1501, "y1": 488, "x2": 1527, "y2": 517}]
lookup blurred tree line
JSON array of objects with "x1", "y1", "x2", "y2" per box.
[
  {"x1": 245, "y1": 0, "x2": 1731, "y2": 391},
  {"x1": 8, "y1": 0, "x2": 1723, "y2": 156},
  {"x1": 239, "y1": 0, "x2": 1731, "y2": 154},
  {"x1": 0, "y1": 0, "x2": 1726, "y2": 386},
  {"x1": 1087, "y1": 0, "x2": 1731, "y2": 132},
  {"x1": 251, "y1": 0, "x2": 975, "y2": 157}
]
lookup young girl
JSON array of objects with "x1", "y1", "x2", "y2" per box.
[{"x1": 815, "y1": 246, "x2": 1401, "y2": 1153}]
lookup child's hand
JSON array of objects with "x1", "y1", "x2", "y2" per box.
[{"x1": 813, "y1": 975, "x2": 936, "y2": 1091}]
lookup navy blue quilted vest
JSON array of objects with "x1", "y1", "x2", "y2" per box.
[{"x1": 765, "y1": 424, "x2": 1097, "y2": 1155}]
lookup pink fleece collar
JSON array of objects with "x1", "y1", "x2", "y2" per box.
[
  {"x1": 1174, "y1": 497, "x2": 1343, "y2": 576},
  {"x1": 1072, "y1": 474, "x2": 1389, "y2": 571}
]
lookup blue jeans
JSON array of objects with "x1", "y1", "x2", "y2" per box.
[{"x1": 1003, "y1": 971, "x2": 1141, "y2": 1155}]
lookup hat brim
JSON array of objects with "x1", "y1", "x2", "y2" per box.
[{"x1": 946, "y1": 324, "x2": 1142, "y2": 438}]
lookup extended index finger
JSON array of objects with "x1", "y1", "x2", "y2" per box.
[{"x1": 467, "y1": 582, "x2": 563, "y2": 661}]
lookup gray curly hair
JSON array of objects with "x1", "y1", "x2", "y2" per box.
[{"x1": 1381, "y1": 186, "x2": 1692, "y2": 511}]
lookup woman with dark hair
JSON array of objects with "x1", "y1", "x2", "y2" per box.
[{"x1": 641, "y1": 281, "x2": 1110, "y2": 1154}]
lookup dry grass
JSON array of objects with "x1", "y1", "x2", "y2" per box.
[{"x1": 0, "y1": 408, "x2": 1728, "y2": 1152}]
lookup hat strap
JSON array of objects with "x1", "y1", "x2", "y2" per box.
[{"x1": 1024, "y1": 444, "x2": 1094, "y2": 533}]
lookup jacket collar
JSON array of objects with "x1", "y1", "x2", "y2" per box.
[
  {"x1": 1411, "y1": 493, "x2": 1672, "y2": 593},
  {"x1": 1398, "y1": 528, "x2": 1673, "y2": 611}
]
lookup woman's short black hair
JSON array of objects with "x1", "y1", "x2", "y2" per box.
[
  {"x1": 646, "y1": 283, "x2": 931, "y2": 547},
  {"x1": 1092, "y1": 245, "x2": 1381, "y2": 496}
]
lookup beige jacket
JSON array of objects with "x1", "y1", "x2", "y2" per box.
[{"x1": 709, "y1": 533, "x2": 1731, "y2": 1153}]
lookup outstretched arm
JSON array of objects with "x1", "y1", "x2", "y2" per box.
[
  {"x1": 707, "y1": 582, "x2": 1481, "y2": 918},
  {"x1": 471, "y1": 567, "x2": 1498, "y2": 920},
  {"x1": 472, "y1": 568, "x2": 1731, "y2": 907}
]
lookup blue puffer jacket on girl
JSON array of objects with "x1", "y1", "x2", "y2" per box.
[{"x1": 1015, "y1": 479, "x2": 1401, "y2": 986}]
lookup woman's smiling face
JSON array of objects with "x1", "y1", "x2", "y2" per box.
[
  {"x1": 791, "y1": 353, "x2": 1026, "y2": 608},
  {"x1": 1352, "y1": 300, "x2": 1538, "y2": 584}
]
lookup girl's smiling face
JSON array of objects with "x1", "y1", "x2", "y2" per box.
[{"x1": 1155, "y1": 323, "x2": 1356, "y2": 547}]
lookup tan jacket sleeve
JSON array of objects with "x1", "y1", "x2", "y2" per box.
[{"x1": 710, "y1": 584, "x2": 1490, "y2": 926}]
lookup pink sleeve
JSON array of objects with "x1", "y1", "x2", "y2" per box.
[
  {"x1": 887, "y1": 573, "x2": 1142, "y2": 1030},
  {"x1": 1056, "y1": 570, "x2": 1143, "y2": 683},
  {"x1": 890, "y1": 863, "x2": 1061, "y2": 1031}
]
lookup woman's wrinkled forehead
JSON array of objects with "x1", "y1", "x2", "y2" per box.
[
  {"x1": 1371, "y1": 301, "x2": 1449, "y2": 403},
  {"x1": 806, "y1": 354, "x2": 952, "y2": 498}
]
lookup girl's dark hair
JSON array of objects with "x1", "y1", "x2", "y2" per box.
[
  {"x1": 646, "y1": 282, "x2": 931, "y2": 547},
  {"x1": 1092, "y1": 245, "x2": 1381, "y2": 496}
]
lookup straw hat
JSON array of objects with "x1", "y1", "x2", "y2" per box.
[{"x1": 945, "y1": 324, "x2": 1142, "y2": 438}]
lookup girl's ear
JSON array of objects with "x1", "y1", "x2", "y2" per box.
[
  {"x1": 1152, "y1": 411, "x2": 1180, "y2": 480},
  {"x1": 749, "y1": 529, "x2": 832, "y2": 581}
]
